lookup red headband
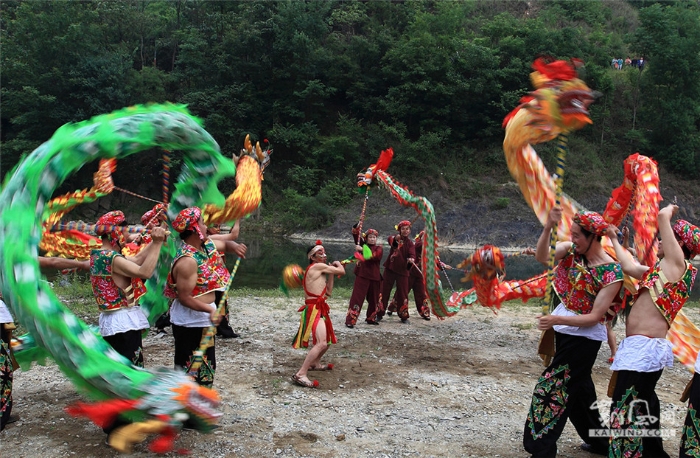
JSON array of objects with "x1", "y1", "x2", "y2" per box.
[
  {"x1": 573, "y1": 211, "x2": 608, "y2": 237},
  {"x1": 308, "y1": 240, "x2": 325, "y2": 260},
  {"x1": 172, "y1": 207, "x2": 205, "y2": 240},
  {"x1": 141, "y1": 203, "x2": 167, "y2": 226},
  {"x1": 673, "y1": 219, "x2": 700, "y2": 258},
  {"x1": 96, "y1": 211, "x2": 126, "y2": 247}
]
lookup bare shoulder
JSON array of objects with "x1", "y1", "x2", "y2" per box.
[{"x1": 173, "y1": 255, "x2": 197, "y2": 274}]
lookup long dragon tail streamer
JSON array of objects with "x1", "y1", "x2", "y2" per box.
[
  {"x1": 502, "y1": 58, "x2": 596, "y2": 241},
  {"x1": 357, "y1": 148, "x2": 456, "y2": 318},
  {"x1": 39, "y1": 158, "x2": 116, "y2": 259},
  {"x1": 0, "y1": 103, "x2": 241, "y2": 452},
  {"x1": 603, "y1": 152, "x2": 661, "y2": 267},
  {"x1": 374, "y1": 170, "x2": 457, "y2": 318}
]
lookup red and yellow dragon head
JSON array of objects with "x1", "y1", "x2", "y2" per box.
[{"x1": 503, "y1": 57, "x2": 596, "y2": 141}]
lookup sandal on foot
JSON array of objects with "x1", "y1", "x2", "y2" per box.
[
  {"x1": 309, "y1": 363, "x2": 334, "y2": 371},
  {"x1": 291, "y1": 374, "x2": 319, "y2": 388}
]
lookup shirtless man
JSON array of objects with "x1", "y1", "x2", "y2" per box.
[
  {"x1": 606, "y1": 204, "x2": 698, "y2": 457},
  {"x1": 292, "y1": 240, "x2": 345, "y2": 388}
]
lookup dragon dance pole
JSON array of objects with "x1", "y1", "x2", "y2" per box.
[
  {"x1": 50, "y1": 221, "x2": 153, "y2": 234},
  {"x1": 543, "y1": 133, "x2": 569, "y2": 314},
  {"x1": 438, "y1": 260, "x2": 456, "y2": 294},
  {"x1": 356, "y1": 187, "x2": 370, "y2": 236},
  {"x1": 162, "y1": 150, "x2": 171, "y2": 204},
  {"x1": 538, "y1": 133, "x2": 568, "y2": 366},
  {"x1": 188, "y1": 256, "x2": 242, "y2": 376}
]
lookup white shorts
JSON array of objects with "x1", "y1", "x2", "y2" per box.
[
  {"x1": 611, "y1": 335, "x2": 673, "y2": 372},
  {"x1": 99, "y1": 306, "x2": 149, "y2": 337},
  {"x1": 170, "y1": 298, "x2": 215, "y2": 328}
]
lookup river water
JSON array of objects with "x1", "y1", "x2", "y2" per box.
[
  {"x1": 44, "y1": 234, "x2": 700, "y2": 300},
  {"x1": 231, "y1": 236, "x2": 547, "y2": 292}
]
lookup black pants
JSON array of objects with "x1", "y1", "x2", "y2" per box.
[
  {"x1": 609, "y1": 369, "x2": 667, "y2": 457},
  {"x1": 680, "y1": 372, "x2": 700, "y2": 458},
  {"x1": 101, "y1": 329, "x2": 144, "y2": 435},
  {"x1": 103, "y1": 329, "x2": 144, "y2": 368},
  {"x1": 524, "y1": 332, "x2": 607, "y2": 457},
  {"x1": 173, "y1": 324, "x2": 216, "y2": 388},
  {"x1": 0, "y1": 325, "x2": 13, "y2": 431}
]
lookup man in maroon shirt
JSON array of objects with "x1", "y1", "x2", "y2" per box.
[
  {"x1": 377, "y1": 220, "x2": 416, "y2": 324},
  {"x1": 345, "y1": 227, "x2": 383, "y2": 327},
  {"x1": 406, "y1": 230, "x2": 431, "y2": 320}
]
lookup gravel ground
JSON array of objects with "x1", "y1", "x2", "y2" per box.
[{"x1": 2, "y1": 294, "x2": 696, "y2": 457}]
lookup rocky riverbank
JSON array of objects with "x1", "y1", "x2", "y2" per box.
[{"x1": 3, "y1": 293, "x2": 696, "y2": 457}]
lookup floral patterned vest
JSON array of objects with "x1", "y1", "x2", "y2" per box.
[
  {"x1": 90, "y1": 249, "x2": 147, "y2": 312},
  {"x1": 552, "y1": 248, "x2": 623, "y2": 322},
  {"x1": 165, "y1": 238, "x2": 230, "y2": 298},
  {"x1": 636, "y1": 260, "x2": 697, "y2": 325}
]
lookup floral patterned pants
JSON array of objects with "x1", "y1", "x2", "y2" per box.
[{"x1": 524, "y1": 332, "x2": 607, "y2": 457}]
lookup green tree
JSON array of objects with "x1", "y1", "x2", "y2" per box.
[{"x1": 632, "y1": 1, "x2": 700, "y2": 174}]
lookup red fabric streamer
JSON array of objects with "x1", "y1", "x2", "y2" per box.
[
  {"x1": 65, "y1": 399, "x2": 139, "y2": 428},
  {"x1": 375, "y1": 147, "x2": 394, "y2": 172},
  {"x1": 148, "y1": 426, "x2": 178, "y2": 454}
]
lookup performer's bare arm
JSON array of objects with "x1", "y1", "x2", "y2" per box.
[
  {"x1": 314, "y1": 261, "x2": 345, "y2": 277},
  {"x1": 537, "y1": 281, "x2": 622, "y2": 329},
  {"x1": 535, "y1": 207, "x2": 571, "y2": 265},
  {"x1": 124, "y1": 233, "x2": 162, "y2": 265},
  {"x1": 305, "y1": 261, "x2": 345, "y2": 297},
  {"x1": 171, "y1": 256, "x2": 219, "y2": 322},
  {"x1": 210, "y1": 219, "x2": 241, "y2": 241},
  {"x1": 211, "y1": 225, "x2": 247, "y2": 258},
  {"x1": 112, "y1": 227, "x2": 166, "y2": 279},
  {"x1": 657, "y1": 204, "x2": 685, "y2": 282},
  {"x1": 326, "y1": 271, "x2": 335, "y2": 297},
  {"x1": 605, "y1": 224, "x2": 648, "y2": 279},
  {"x1": 38, "y1": 256, "x2": 89, "y2": 271}
]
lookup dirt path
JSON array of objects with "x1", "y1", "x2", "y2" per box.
[{"x1": 2, "y1": 296, "x2": 696, "y2": 457}]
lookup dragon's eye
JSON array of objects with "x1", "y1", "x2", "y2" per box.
[{"x1": 571, "y1": 99, "x2": 583, "y2": 109}]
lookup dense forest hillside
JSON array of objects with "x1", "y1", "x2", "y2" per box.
[{"x1": 2, "y1": 0, "x2": 700, "y2": 244}]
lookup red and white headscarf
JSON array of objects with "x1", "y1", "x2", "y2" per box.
[
  {"x1": 573, "y1": 211, "x2": 609, "y2": 237},
  {"x1": 365, "y1": 228, "x2": 378, "y2": 237},
  {"x1": 396, "y1": 220, "x2": 411, "y2": 230},
  {"x1": 141, "y1": 203, "x2": 167, "y2": 226},
  {"x1": 307, "y1": 240, "x2": 325, "y2": 260},
  {"x1": 96, "y1": 211, "x2": 127, "y2": 247},
  {"x1": 172, "y1": 207, "x2": 205, "y2": 240},
  {"x1": 673, "y1": 219, "x2": 700, "y2": 259}
]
